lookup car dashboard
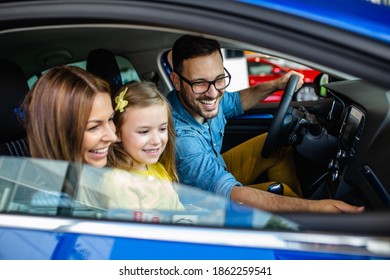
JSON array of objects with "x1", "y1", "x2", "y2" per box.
[
  {"x1": 322, "y1": 80, "x2": 390, "y2": 209},
  {"x1": 278, "y1": 79, "x2": 390, "y2": 236}
]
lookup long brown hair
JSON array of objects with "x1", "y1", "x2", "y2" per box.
[
  {"x1": 23, "y1": 65, "x2": 111, "y2": 162},
  {"x1": 108, "y1": 81, "x2": 178, "y2": 182}
]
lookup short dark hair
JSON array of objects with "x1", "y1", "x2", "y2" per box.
[{"x1": 172, "y1": 35, "x2": 223, "y2": 74}]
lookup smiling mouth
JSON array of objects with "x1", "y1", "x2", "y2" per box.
[
  {"x1": 90, "y1": 147, "x2": 109, "y2": 154},
  {"x1": 144, "y1": 148, "x2": 160, "y2": 153},
  {"x1": 199, "y1": 98, "x2": 217, "y2": 110},
  {"x1": 200, "y1": 99, "x2": 216, "y2": 105}
]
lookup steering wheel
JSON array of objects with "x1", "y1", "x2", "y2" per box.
[{"x1": 261, "y1": 74, "x2": 299, "y2": 158}]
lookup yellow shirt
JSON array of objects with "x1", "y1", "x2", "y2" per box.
[
  {"x1": 101, "y1": 163, "x2": 184, "y2": 211},
  {"x1": 132, "y1": 162, "x2": 172, "y2": 181}
]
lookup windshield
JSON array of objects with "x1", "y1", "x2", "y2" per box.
[{"x1": 0, "y1": 156, "x2": 298, "y2": 231}]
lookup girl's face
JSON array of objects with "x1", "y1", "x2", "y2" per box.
[
  {"x1": 82, "y1": 92, "x2": 117, "y2": 168},
  {"x1": 119, "y1": 103, "x2": 168, "y2": 171}
]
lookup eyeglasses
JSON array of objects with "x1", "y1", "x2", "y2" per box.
[{"x1": 176, "y1": 68, "x2": 231, "y2": 94}]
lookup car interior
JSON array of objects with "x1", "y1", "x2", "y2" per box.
[
  {"x1": 86, "y1": 48, "x2": 124, "y2": 95},
  {"x1": 0, "y1": 59, "x2": 29, "y2": 157},
  {"x1": 0, "y1": 22, "x2": 390, "y2": 238}
]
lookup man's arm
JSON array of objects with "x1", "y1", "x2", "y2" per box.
[
  {"x1": 239, "y1": 71, "x2": 304, "y2": 111},
  {"x1": 230, "y1": 186, "x2": 365, "y2": 213}
]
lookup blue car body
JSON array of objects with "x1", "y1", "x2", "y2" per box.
[
  {"x1": 240, "y1": 0, "x2": 390, "y2": 44},
  {"x1": 1, "y1": 223, "x2": 384, "y2": 260}
]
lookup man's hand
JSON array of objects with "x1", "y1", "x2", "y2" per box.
[
  {"x1": 309, "y1": 199, "x2": 365, "y2": 213},
  {"x1": 240, "y1": 70, "x2": 304, "y2": 111},
  {"x1": 276, "y1": 70, "x2": 304, "y2": 91},
  {"x1": 231, "y1": 186, "x2": 365, "y2": 213}
]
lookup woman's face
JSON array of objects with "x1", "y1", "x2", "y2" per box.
[
  {"x1": 119, "y1": 103, "x2": 169, "y2": 171},
  {"x1": 82, "y1": 92, "x2": 117, "y2": 167}
]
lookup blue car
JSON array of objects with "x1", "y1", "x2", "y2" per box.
[{"x1": 0, "y1": 0, "x2": 390, "y2": 260}]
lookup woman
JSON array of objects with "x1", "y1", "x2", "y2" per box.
[
  {"x1": 22, "y1": 65, "x2": 118, "y2": 208},
  {"x1": 23, "y1": 65, "x2": 117, "y2": 166}
]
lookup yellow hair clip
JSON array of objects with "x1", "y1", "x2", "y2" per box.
[{"x1": 114, "y1": 87, "x2": 129, "y2": 113}]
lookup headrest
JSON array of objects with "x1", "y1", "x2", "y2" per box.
[
  {"x1": 0, "y1": 59, "x2": 29, "y2": 143},
  {"x1": 86, "y1": 48, "x2": 123, "y2": 94}
]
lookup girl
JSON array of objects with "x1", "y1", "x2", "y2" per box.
[{"x1": 106, "y1": 81, "x2": 184, "y2": 211}]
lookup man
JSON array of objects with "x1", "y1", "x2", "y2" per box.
[{"x1": 167, "y1": 34, "x2": 364, "y2": 213}]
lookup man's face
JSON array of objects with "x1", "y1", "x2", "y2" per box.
[{"x1": 173, "y1": 51, "x2": 226, "y2": 123}]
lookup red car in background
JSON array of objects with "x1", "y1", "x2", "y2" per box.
[{"x1": 247, "y1": 56, "x2": 321, "y2": 102}]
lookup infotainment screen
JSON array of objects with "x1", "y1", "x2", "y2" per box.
[{"x1": 340, "y1": 106, "x2": 364, "y2": 151}]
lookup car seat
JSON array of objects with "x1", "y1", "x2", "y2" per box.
[
  {"x1": 0, "y1": 59, "x2": 30, "y2": 156},
  {"x1": 161, "y1": 49, "x2": 173, "y2": 78},
  {"x1": 86, "y1": 48, "x2": 123, "y2": 95}
]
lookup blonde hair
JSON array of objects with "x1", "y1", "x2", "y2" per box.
[
  {"x1": 23, "y1": 65, "x2": 111, "y2": 162},
  {"x1": 108, "y1": 81, "x2": 178, "y2": 182}
]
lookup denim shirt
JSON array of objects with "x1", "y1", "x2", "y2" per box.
[{"x1": 167, "y1": 89, "x2": 244, "y2": 199}]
